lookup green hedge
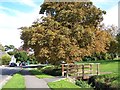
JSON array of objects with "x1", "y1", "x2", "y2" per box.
[
  {"x1": 88, "y1": 73, "x2": 120, "y2": 90},
  {"x1": 41, "y1": 65, "x2": 62, "y2": 76}
]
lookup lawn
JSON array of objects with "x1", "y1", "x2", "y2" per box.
[
  {"x1": 30, "y1": 69, "x2": 53, "y2": 78},
  {"x1": 48, "y1": 79, "x2": 80, "y2": 90},
  {"x1": 2, "y1": 72, "x2": 25, "y2": 90},
  {"x1": 100, "y1": 61, "x2": 119, "y2": 73},
  {"x1": 76, "y1": 60, "x2": 120, "y2": 73}
]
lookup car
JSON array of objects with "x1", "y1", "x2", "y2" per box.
[{"x1": 9, "y1": 63, "x2": 17, "y2": 67}]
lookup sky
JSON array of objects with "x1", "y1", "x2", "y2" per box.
[{"x1": 0, "y1": 0, "x2": 119, "y2": 48}]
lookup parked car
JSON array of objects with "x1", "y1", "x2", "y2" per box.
[{"x1": 9, "y1": 63, "x2": 17, "y2": 67}]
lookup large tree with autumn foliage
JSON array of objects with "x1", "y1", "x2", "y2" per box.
[{"x1": 20, "y1": 1, "x2": 112, "y2": 64}]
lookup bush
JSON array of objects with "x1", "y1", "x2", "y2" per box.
[
  {"x1": 82, "y1": 56, "x2": 96, "y2": 61},
  {"x1": 82, "y1": 52, "x2": 116, "y2": 61},
  {"x1": 41, "y1": 65, "x2": 62, "y2": 76},
  {"x1": 14, "y1": 51, "x2": 28, "y2": 62},
  {"x1": 75, "y1": 80, "x2": 92, "y2": 88},
  {"x1": 88, "y1": 73, "x2": 120, "y2": 90},
  {"x1": 2, "y1": 54, "x2": 11, "y2": 65},
  {"x1": 27, "y1": 54, "x2": 38, "y2": 64}
]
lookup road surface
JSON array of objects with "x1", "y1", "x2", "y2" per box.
[
  {"x1": 0, "y1": 66, "x2": 21, "y2": 84},
  {"x1": 0, "y1": 64, "x2": 47, "y2": 88}
]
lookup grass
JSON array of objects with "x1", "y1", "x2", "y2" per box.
[
  {"x1": 76, "y1": 60, "x2": 120, "y2": 73},
  {"x1": 100, "y1": 61, "x2": 119, "y2": 73},
  {"x1": 48, "y1": 79, "x2": 80, "y2": 90},
  {"x1": 2, "y1": 72, "x2": 25, "y2": 90},
  {"x1": 30, "y1": 69, "x2": 53, "y2": 78}
]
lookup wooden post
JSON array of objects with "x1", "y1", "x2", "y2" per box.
[
  {"x1": 90, "y1": 63, "x2": 93, "y2": 75},
  {"x1": 62, "y1": 64, "x2": 64, "y2": 76},
  {"x1": 76, "y1": 65, "x2": 79, "y2": 76},
  {"x1": 96, "y1": 63, "x2": 100, "y2": 75},
  {"x1": 82, "y1": 64, "x2": 84, "y2": 79},
  {"x1": 66, "y1": 64, "x2": 69, "y2": 78}
]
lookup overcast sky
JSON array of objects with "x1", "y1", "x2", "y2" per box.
[{"x1": 0, "y1": 0, "x2": 119, "y2": 48}]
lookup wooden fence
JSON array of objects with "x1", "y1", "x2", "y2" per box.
[{"x1": 61, "y1": 63, "x2": 100, "y2": 79}]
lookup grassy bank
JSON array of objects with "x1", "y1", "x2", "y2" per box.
[
  {"x1": 2, "y1": 72, "x2": 25, "y2": 90},
  {"x1": 89, "y1": 73, "x2": 120, "y2": 89},
  {"x1": 48, "y1": 79, "x2": 80, "y2": 90}
]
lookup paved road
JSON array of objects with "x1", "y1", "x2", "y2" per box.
[
  {"x1": 21, "y1": 69, "x2": 51, "y2": 89},
  {"x1": 0, "y1": 66, "x2": 21, "y2": 84}
]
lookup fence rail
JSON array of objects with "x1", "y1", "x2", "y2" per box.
[{"x1": 61, "y1": 63, "x2": 100, "y2": 79}]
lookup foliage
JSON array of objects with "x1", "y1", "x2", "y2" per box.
[
  {"x1": 75, "y1": 80, "x2": 92, "y2": 88},
  {"x1": 41, "y1": 65, "x2": 62, "y2": 76},
  {"x1": 20, "y1": 2, "x2": 112, "y2": 64},
  {"x1": 4, "y1": 45, "x2": 18, "y2": 56},
  {"x1": 4, "y1": 45, "x2": 15, "y2": 51},
  {"x1": 116, "y1": 32, "x2": 120, "y2": 55},
  {"x1": 48, "y1": 80, "x2": 80, "y2": 89},
  {"x1": 2, "y1": 54, "x2": 11, "y2": 65},
  {"x1": 2, "y1": 72, "x2": 25, "y2": 89},
  {"x1": 82, "y1": 56, "x2": 96, "y2": 61},
  {"x1": 108, "y1": 29, "x2": 120, "y2": 57},
  {"x1": 14, "y1": 50, "x2": 28, "y2": 62},
  {"x1": 7, "y1": 51, "x2": 15, "y2": 56},
  {"x1": 89, "y1": 73, "x2": 120, "y2": 90},
  {"x1": 27, "y1": 54, "x2": 38, "y2": 64},
  {"x1": 30, "y1": 69, "x2": 53, "y2": 78},
  {"x1": 0, "y1": 43, "x2": 5, "y2": 51},
  {"x1": 82, "y1": 52, "x2": 113, "y2": 61}
]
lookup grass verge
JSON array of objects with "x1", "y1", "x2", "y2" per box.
[
  {"x1": 2, "y1": 72, "x2": 25, "y2": 90},
  {"x1": 48, "y1": 79, "x2": 80, "y2": 90},
  {"x1": 30, "y1": 69, "x2": 53, "y2": 78}
]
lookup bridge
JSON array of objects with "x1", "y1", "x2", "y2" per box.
[{"x1": 61, "y1": 63, "x2": 100, "y2": 80}]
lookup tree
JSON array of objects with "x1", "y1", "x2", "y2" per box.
[
  {"x1": 27, "y1": 54, "x2": 38, "y2": 64},
  {"x1": 20, "y1": 2, "x2": 112, "y2": 64},
  {"x1": 116, "y1": 32, "x2": 120, "y2": 55},
  {"x1": 4, "y1": 45, "x2": 14, "y2": 52},
  {"x1": 0, "y1": 43, "x2": 5, "y2": 51},
  {"x1": 4, "y1": 45, "x2": 15, "y2": 51},
  {"x1": 14, "y1": 51, "x2": 28, "y2": 62},
  {"x1": 107, "y1": 27, "x2": 120, "y2": 58},
  {"x1": 4, "y1": 45, "x2": 18, "y2": 56},
  {"x1": 2, "y1": 54, "x2": 11, "y2": 65}
]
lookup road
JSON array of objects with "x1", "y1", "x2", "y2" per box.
[
  {"x1": 0, "y1": 64, "x2": 46, "y2": 88},
  {"x1": 0, "y1": 64, "x2": 43, "y2": 83},
  {"x1": 0, "y1": 66, "x2": 21, "y2": 84}
]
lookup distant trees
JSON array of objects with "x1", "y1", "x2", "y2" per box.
[
  {"x1": 27, "y1": 54, "x2": 38, "y2": 64},
  {"x1": 0, "y1": 43, "x2": 5, "y2": 51},
  {"x1": 20, "y1": 2, "x2": 113, "y2": 64},
  {"x1": 2, "y1": 54, "x2": 11, "y2": 65},
  {"x1": 116, "y1": 32, "x2": 120, "y2": 55},
  {"x1": 4, "y1": 45, "x2": 15, "y2": 51},
  {"x1": 4, "y1": 45, "x2": 17, "y2": 56},
  {"x1": 14, "y1": 51, "x2": 28, "y2": 62}
]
